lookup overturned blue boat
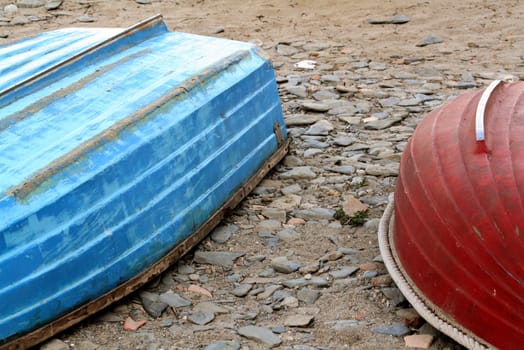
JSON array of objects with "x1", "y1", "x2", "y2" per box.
[{"x1": 0, "y1": 15, "x2": 288, "y2": 349}]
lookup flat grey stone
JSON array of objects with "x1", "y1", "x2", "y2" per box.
[
  {"x1": 178, "y1": 263, "x2": 195, "y2": 274},
  {"x1": 368, "y1": 15, "x2": 410, "y2": 24},
  {"x1": 45, "y1": 0, "x2": 62, "y2": 10},
  {"x1": 325, "y1": 165, "x2": 356, "y2": 175},
  {"x1": 284, "y1": 314, "x2": 314, "y2": 327},
  {"x1": 283, "y1": 277, "x2": 308, "y2": 288},
  {"x1": 16, "y1": 0, "x2": 43, "y2": 8},
  {"x1": 194, "y1": 301, "x2": 229, "y2": 314},
  {"x1": 285, "y1": 114, "x2": 320, "y2": 127},
  {"x1": 135, "y1": 0, "x2": 151, "y2": 3},
  {"x1": 301, "y1": 102, "x2": 330, "y2": 112},
  {"x1": 271, "y1": 256, "x2": 301, "y2": 274},
  {"x1": 238, "y1": 325, "x2": 282, "y2": 347},
  {"x1": 381, "y1": 287, "x2": 406, "y2": 306},
  {"x1": 74, "y1": 341, "x2": 98, "y2": 350},
  {"x1": 276, "y1": 44, "x2": 299, "y2": 56},
  {"x1": 364, "y1": 115, "x2": 403, "y2": 130},
  {"x1": 365, "y1": 164, "x2": 399, "y2": 176},
  {"x1": 372, "y1": 322, "x2": 411, "y2": 336},
  {"x1": 294, "y1": 208, "x2": 335, "y2": 220},
  {"x1": 332, "y1": 319, "x2": 367, "y2": 331},
  {"x1": 329, "y1": 266, "x2": 359, "y2": 279},
  {"x1": 10, "y1": 15, "x2": 28, "y2": 25},
  {"x1": 304, "y1": 120, "x2": 334, "y2": 136},
  {"x1": 333, "y1": 135, "x2": 355, "y2": 146},
  {"x1": 77, "y1": 14, "x2": 95, "y2": 22},
  {"x1": 211, "y1": 224, "x2": 238, "y2": 243},
  {"x1": 303, "y1": 42, "x2": 331, "y2": 51},
  {"x1": 297, "y1": 288, "x2": 321, "y2": 304},
  {"x1": 204, "y1": 341, "x2": 241, "y2": 350},
  {"x1": 231, "y1": 284, "x2": 252, "y2": 297},
  {"x1": 277, "y1": 228, "x2": 301, "y2": 241},
  {"x1": 286, "y1": 85, "x2": 308, "y2": 98},
  {"x1": 40, "y1": 339, "x2": 69, "y2": 350},
  {"x1": 280, "y1": 166, "x2": 317, "y2": 180},
  {"x1": 159, "y1": 291, "x2": 192, "y2": 307},
  {"x1": 417, "y1": 35, "x2": 444, "y2": 47},
  {"x1": 188, "y1": 311, "x2": 215, "y2": 325},
  {"x1": 140, "y1": 291, "x2": 168, "y2": 318},
  {"x1": 194, "y1": 251, "x2": 245, "y2": 268},
  {"x1": 256, "y1": 284, "x2": 282, "y2": 300}
]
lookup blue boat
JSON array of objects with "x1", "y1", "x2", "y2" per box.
[{"x1": 0, "y1": 15, "x2": 288, "y2": 349}]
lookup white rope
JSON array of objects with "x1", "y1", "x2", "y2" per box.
[{"x1": 378, "y1": 194, "x2": 493, "y2": 350}]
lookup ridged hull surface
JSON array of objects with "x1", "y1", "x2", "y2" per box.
[
  {"x1": 0, "y1": 17, "x2": 287, "y2": 344},
  {"x1": 394, "y1": 82, "x2": 524, "y2": 349}
]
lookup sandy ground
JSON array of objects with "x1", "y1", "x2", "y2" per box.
[{"x1": 2, "y1": 1, "x2": 524, "y2": 349}]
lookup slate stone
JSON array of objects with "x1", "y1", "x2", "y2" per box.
[
  {"x1": 271, "y1": 256, "x2": 301, "y2": 273},
  {"x1": 231, "y1": 284, "x2": 252, "y2": 297},
  {"x1": 304, "y1": 120, "x2": 334, "y2": 136},
  {"x1": 294, "y1": 208, "x2": 335, "y2": 220},
  {"x1": 159, "y1": 291, "x2": 192, "y2": 307},
  {"x1": 367, "y1": 15, "x2": 410, "y2": 24},
  {"x1": 284, "y1": 314, "x2": 314, "y2": 327},
  {"x1": 204, "y1": 341, "x2": 241, "y2": 350},
  {"x1": 140, "y1": 291, "x2": 168, "y2": 318},
  {"x1": 285, "y1": 114, "x2": 321, "y2": 127},
  {"x1": 16, "y1": 0, "x2": 43, "y2": 8},
  {"x1": 211, "y1": 224, "x2": 238, "y2": 243},
  {"x1": 77, "y1": 14, "x2": 95, "y2": 22},
  {"x1": 417, "y1": 35, "x2": 444, "y2": 47},
  {"x1": 280, "y1": 167, "x2": 317, "y2": 180},
  {"x1": 194, "y1": 301, "x2": 229, "y2": 314},
  {"x1": 297, "y1": 288, "x2": 321, "y2": 304},
  {"x1": 276, "y1": 44, "x2": 299, "y2": 56},
  {"x1": 238, "y1": 326, "x2": 282, "y2": 347},
  {"x1": 194, "y1": 251, "x2": 245, "y2": 268},
  {"x1": 329, "y1": 266, "x2": 359, "y2": 279},
  {"x1": 372, "y1": 322, "x2": 411, "y2": 336},
  {"x1": 188, "y1": 311, "x2": 215, "y2": 325},
  {"x1": 45, "y1": 0, "x2": 62, "y2": 10},
  {"x1": 301, "y1": 102, "x2": 330, "y2": 112}
]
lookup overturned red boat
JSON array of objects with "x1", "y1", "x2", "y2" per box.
[{"x1": 380, "y1": 81, "x2": 524, "y2": 350}]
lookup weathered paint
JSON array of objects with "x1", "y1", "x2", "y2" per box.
[{"x1": 0, "y1": 15, "x2": 287, "y2": 345}]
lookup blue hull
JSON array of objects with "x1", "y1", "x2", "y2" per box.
[{"x1": 0, "y1": 15, "x2": 288, "y2": 348}]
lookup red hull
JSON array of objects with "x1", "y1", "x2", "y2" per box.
[{"x1": 394, "y1": 81, "x2": 524, "y2": 349}]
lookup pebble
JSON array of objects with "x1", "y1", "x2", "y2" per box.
[
  {"x1": 4, "y1": 5, "x2": 18, "y2": 16},
  {"x1": 159, "y1": 291, "x2": 192, "y2": 307},
  {"x1": 404, "y1": 334, "x2": 434, "y2": 349},
  {"x1": 271, "y1": 256, "x2": 301, "y2": 273},
  {"x1": 74, "y1": 341, "x2": 98, "y2": 350},
  {"x1": 45, "y1": 0, "x2": 62, "y2": 10},
  {"x1": 304, "y1": 120, "x2": 334, "y2": 136},
  {"x1": 39, "y1": 339, "x2": 68, "y2": 350},
  {"x1": 372, "y1": 322, "x2": 411, "y2": 337},
  {"x1": 237, "y1": 325, "x2": 282, "y2": 347},
  {"x1": 204, "y1": 341, "x2": 241, "y2": 350},
  {"x1": 416, "y1": 35, "x2": 444, "y2": 47},
  {"x1": 301, "y1": 102, "x2": 330, "y2": 112},
  {"x1": 280, "y1": 166, "x2": 317, "y2": 180},
  {"x1": 16, "y1": 0, "x2": 43, "y2": 7},
  {"x1": 10, "y1": 15, "x2": 29, "y2": 25},
  {"x1": 284, "y1": 314, "x2": 314, "y2": 327},
  {"x1": 210, "y1": 224, "x2": 238, "y2": 243},
  {"x1": 188, "y1": 311, "x2": 215, "y2": 325},
  {"x1": 329, "y1": 266, "x2": 359, "y2": 279},
  {"x1": 194, "y1": 301, "x2": 229, "y2": 314},
  {"x1": 294, "y1": 208, "x2": 335, "y2": 220},
  {"x1": 285, "y1": 114, "x2": 321, "y2": 126},
  {"x1": 135, "y1": 0, "x2": 151, "y2": 3},
  {"x1": 231, "y1": 284, "x2": 252, "y2": 297},
  {"x1": 77, "y1": 14, "x2": 95, "y2": 22},
  {"x1": 297, "y1": 288, "x2": 321, "y2": 304},
  {"x1": 331, "y1": 319, "x2": 367, "y2": 331},
  {"x1": 368, "y1": 15, "x2": 410, "y2": 24},
  {"x1": 139, "y1": 291, "x2": 168, "y2": 318},
  {"x1": 193, "y1": 251, "x2": 245, "y2": 269}
]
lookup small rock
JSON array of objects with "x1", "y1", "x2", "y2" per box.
[
  {"x1": 283, "y1": 277, "x2": 308, "y2": 288},
  {"x1": 194, "y1": 301, "x2": 229, "y2": 314},
  {"x1": 4, "y1": 4, "x2": 18, "y2": 16},
  {"x1": 238, "y1": 325, "x2": 282, "y2": 347},
  {"x1": 16, "y1": 0, "x2": 43, "y2": 8},
  {"x1": 277, "y1": 228, "x2": 301, "y2": 241},
  {"x1": 372, "y1": 322, "x2": 411, "y2": 337},
  {"x1": 45, "y1": 0, "x2": 62, "y2": 10},
  {"x1": 319, "y1": 251, "x2": 343, "y2": 262},
  {"x1": 382, "y1": 287, "x2": 406, "y2": 306},
  {"x1": 204, "y1": 341, "x2": 241, "y2": 350},
  {"x1": 342, "y1": 195, "x2": 368, "y2": 217},
  {"x1": 404, "y1": 334, "x2": 434, "y2": 349},
  {"x1": 331, "y1": 319, "x2": 367, "y2": 331},
  {"x1": 232, "y1": 284, "x2": 253, "y2": 297},
  {"x1": 368, "y1": 15, "x2": 410, "y2": 24},
  {"x1": 276, "y1": 44, "x2": 299, "y2": 56},
  {"x1": 284, "y1": 314, "x2": 314, "y2": 327},
  {"x1": 211, "y1": 224, "x2": 238, "y2": 243},
  {"x1": 271, "y1": 256, "x2": 301, "y2": 273},
  {"x1": 280, "y1": 167, "x2": 317, "y2": 180},
  {"x1": 139, "y1": 291, "x2": 168, "y2": 318},
  {"x1": 194, "y1": 251, "x2": 245, "y2": 269},
  {"x1": 39, "y1": 339, "x2": 68, "y2": 350},
  {"x1": 304, "y1": 120, "x2": 334, "y2": 136},
  {"x1": 294, "y1": 208, "x2": 335, "y2": 220},
  {"x1": 285, "y1": 114, "x2": 320, "y2": 127},
  {"x1": 301, "y1": 102, "x2": 330, "y2": 112},
  {"x1": 10, "y1": 15, "x2": 29, "y2": 25},
  {"x1": 365, "y1": 164, "x2": 399, "y2": 177},
  {"x1": 74, "y1": 341, "x2": 98, "y2": 350},
  {"x1": 257, "y1": 284, "x2": 283, "y2": 300},
  {"x1": 417, "y1": 35, "x2": 444, "y2": 47},
  {"x1": 77, "y1": 14, "x2": 95, "y2": 23},
  {"x1": 329, "y1": 266, "x2": 359, "y2": 279},
  {"x1": 159, "y1": 291, "x2": 192, "y2": 307},
  {"x1": 297, "y1": 288, "x2": 321, "y2": 304},
  {"x1": 0, "y1": 32, "x2": 8, "y2": 38},
  {"x1": 188, "y1": 311, "x2": 215, "y2": 325},
  {"x1": 135, "y1": 0, "x2": 151, "y2": 3}
]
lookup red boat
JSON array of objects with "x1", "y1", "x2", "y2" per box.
[{"x1": 380, "y1": 81, "x2": 524, "y2": 350}]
